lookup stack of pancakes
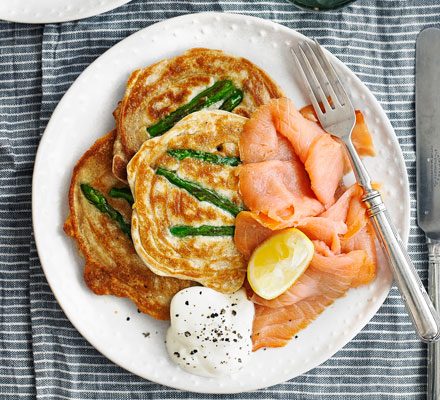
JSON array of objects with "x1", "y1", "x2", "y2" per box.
[{"x1": 65, "y1": 48, "x2": 284, "y2": 320}]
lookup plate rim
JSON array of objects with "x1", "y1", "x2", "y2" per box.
[
  {"x1": 32, "y1": 11, "x2": 410, "y2": 394},
  {"x1": 0, "y1": 0, "x2": 131, "y2": 24}
]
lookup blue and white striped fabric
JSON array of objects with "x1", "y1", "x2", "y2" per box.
[{"x1": 1, "y1": 0, "x2": 438, "y2": 398}]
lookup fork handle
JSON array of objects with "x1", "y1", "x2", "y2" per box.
[
  {"x1": 363, "y1": 189, "x2": 440, "y2": 342},
  {"x1": 343, "y1": 138, "x2": 440, "y2": 342}
]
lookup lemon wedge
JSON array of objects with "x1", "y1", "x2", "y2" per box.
[{"x1": 247, "y1": 228, "x2": 314, "y2": 300}]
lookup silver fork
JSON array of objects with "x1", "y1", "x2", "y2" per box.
[{"x1": 291, "y1": 40, "x2": 440, "y2": 342}]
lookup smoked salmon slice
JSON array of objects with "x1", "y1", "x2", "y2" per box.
[
  {"x1": 300, "y1": 104, "x2": 375, "y2": 158},
  {"x1": 240, "y1": 99, "x2": 321, "y2": 164},
  {"x1": 234, "y1": 211, "x2": 277, "y2": 259},
  {"x1": 239, "y1": 98, "x2": 346, "y2": 208},
  {"x1": 320, "y1": 184, "x2": 360, "y2": 222},
  {"x1": 238, "y1": 159, "x2": 324, "y2": 227},
  {"x1": 304, "y1": 134, "x2": 345, "y2": 207},
  {"x1": 342, "y1": 222, "x2": 377, "y2": 286},
  {"x1": 320, "y1": 183, "x2": 368, "y2": 240},
  {"x1": 351, "y1": 111, "x2": 376, "y2": 158},
  {"x1": 235, "y1": 98, "x2": 378, "y2": 351},
  {"x1": 296, "y1": 217, "x2": 347, "y2": 254},
  {"x1": 233, "y1": 184, "x2": 378, "y2": 350},
  {"x1": 250, "y1": 241, "x2": 366, "y2": 309},
  {"x1": 344, "y1": 189, "x2": 369, "y2": 240},
  {"x1": 252, "y1": 246, "x2": 366, "y2": 350}
]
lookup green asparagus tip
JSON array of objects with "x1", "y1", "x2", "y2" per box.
[
  {"x1": 147, "y1": 79, "x2": 242, "y2": 137},
  {"x1": 108, "y1": 187, "x2": 134, "y2": 205},
  {"x1": 155, "y1": 167, "x2": 243, "y2": 216},
  {"x1": 170, "y1": 225, "x2": 235, "y2": 237},
  {"x1": 167, "y1": 149, "x2": 240, "y2": 167},
  {"x1": 80, "y1": 183, "x2": 131, "y2": 238}
]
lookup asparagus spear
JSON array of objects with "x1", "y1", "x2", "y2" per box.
[
  {"x1": 147, "y1": 80, "x2": 242, "y2": 137},
  {"x1": 220, "y1": 88, "x2": 244, "y2": 112},
  {"x1": 167, "y1": 149, "x2": 240, "y2": 166},
  {"x1": 80, "y1": 184, "x2": 131, "y2": 238},
  {"x1": 108, "y1": 187, "x2": 134, "y2": 205},
  {"x1": 170, "y1": 225, "x2": 235, "y2": 237},
  {"x1": 156, "y1": 167, "x2": 242, "y2": 216}
]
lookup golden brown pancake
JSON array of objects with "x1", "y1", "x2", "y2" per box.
[
  {"x1": 113, "y1": 47, "x2": 285, "y2": 181},
  {"x1": 127, "y1": 110, "x2": 247, "y2": 293},
  {"x1": 64, "y1": 131, "x2": 194, "y2": 320}
]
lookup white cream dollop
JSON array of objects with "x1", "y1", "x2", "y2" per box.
[{"x1": 166, "y1": 287, "x2": 254, "y2": 377}]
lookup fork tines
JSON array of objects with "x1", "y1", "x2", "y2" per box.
[{"x1": 290, "y1": 40, "x2": 353, "y2": 120}]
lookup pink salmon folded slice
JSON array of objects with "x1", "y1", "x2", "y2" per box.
[
  {"x1": 250, "y1": 240, "x2": 367, "y2": 308},
  {"x1": 233, "y1": 185, "x2": 378, "y2": 350},
  {"x1": 238, "y1": 158, "x2": 324, "y2": 228},
  {"x1": 296, "y1": 216, "x2": 347, "y2": 254},
  {"x1": 235, "y1": 97, "x2": 378, "y2": 351},
  {"x1": 239, "y1": 98, "x2": 346, "y2": 208},
  {"x1": 234, "y1": 211, "x2": 278, "y2": 259},
  {"x1": 342, "y1": 222, "x2": 377, "y2": 287},
  {"x1": 300, "y1": 104, "x2": 376, "y2": 159},
  {"x1": 252, "y1": 243, "x2": 366, "y2": 350}
]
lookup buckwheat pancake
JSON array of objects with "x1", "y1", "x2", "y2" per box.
[
  {"x1": 113, "y1": 47, "x2": 285, "y2": 181},
  {"x1": 127, "y1": 110, "x2": 247, "y2": 293},
  {"x1": 64, "y1": 130, "x2": 194, "y2": 320}
]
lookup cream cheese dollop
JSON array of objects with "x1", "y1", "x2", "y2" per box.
[{"x1": 166, "y1": 287, "x2": 254, "y2": 377}]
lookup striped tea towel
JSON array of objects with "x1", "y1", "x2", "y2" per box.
[{"x1": 1, "y1": 0, "x2": 438, "y2": 398}]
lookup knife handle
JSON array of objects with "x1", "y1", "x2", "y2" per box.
[
  {"x1": 428, "y1": 240, "x2": 440, "y2": 400},
  {"x1": 363, "y1": 189, "x2": 440, "y2": 342}
]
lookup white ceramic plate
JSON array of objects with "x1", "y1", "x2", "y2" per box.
[
  {"x1": 32, "y1": 12, "x2": 409, "y2": 394},
  {"x1": 0, "y1": 0, "x2": 131, "y2": 24}
]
